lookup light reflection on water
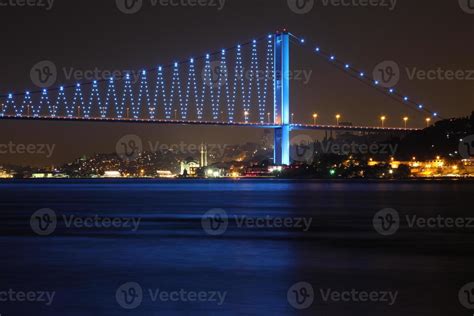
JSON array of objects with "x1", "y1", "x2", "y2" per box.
[{"x1": 0, "y1": 179, "x2": 473, "y2": 315}]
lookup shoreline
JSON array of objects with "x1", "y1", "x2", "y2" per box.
[{"x1": 1, "y1": 177, "x2": 474, "y2": 183}]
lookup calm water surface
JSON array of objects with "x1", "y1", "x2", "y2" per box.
[{"x1": 0, "y1": 179, "x2": 473, "y2": 315}]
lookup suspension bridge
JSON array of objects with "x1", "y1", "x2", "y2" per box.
[{"x1": 0, "y1": 30, "x2": 441, "y2": 165}]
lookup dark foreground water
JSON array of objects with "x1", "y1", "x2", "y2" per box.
[{"x1": 0, "y1": 179, "x2": 473, "y2": 316}]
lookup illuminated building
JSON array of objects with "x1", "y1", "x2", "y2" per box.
[
  {"x1": 103, "y1": 171, "x2": 122, "y2": 178},
  {"x1": 180, "y1": 158, "x2": 200, "y2": 176}
]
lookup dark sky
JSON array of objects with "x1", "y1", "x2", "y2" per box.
[{"x1": 0, "y1": 0, "x2": 473, "y2": 166}]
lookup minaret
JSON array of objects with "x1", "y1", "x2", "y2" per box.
[{"x1": 200, "y1": 143, "x2": 208, "y2": 168}]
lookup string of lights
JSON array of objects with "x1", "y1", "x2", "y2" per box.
[
  {"x1": 37, "y1": 89, "x2": 50, "y2": 118},
  {"x1": 288, "y1": 32, "x2": 442, "y2": 119},
  {"x1": 0, "y1": 31, "x2": 440, "y2": 124},
  {"x1": 0, "y1": 34, "x2": 273, "y2": 122}
]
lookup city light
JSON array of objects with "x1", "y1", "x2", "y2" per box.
[
  {"x1": 426, "y1": 117, "x2": 432, "y2": 127},
  {"x1": 380, "y1": 116, "x2": 386, "y2": 128},
  {"x1": 312, "y1": 113, "x2": 318, "y2": 125},
  {"x1": 403, "y1": 116, "x2": 409, "y2": 128},
  {"x1": 336, "y1": 114, "x2": 341, "y2": 126}
]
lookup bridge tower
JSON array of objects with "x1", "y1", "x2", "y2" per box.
[{"x1": 273, "y1": 31, "x2": 291, "y2": 165}]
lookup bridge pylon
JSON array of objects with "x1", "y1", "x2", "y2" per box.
[{"x1": 273, "y1": 31, "x2": 291, "y2": 165}]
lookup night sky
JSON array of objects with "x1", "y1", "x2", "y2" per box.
[{"x1": 0, "y1": 0, "x2": 473, "y2": 166}]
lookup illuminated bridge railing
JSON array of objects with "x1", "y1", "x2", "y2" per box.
[{"x1": 0, "y1": 35, "x2": 275, "y2": 124}]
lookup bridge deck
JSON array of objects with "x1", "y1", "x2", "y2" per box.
[{"x1": 0, "y1": 115, "x2": 421, "y2": 132}]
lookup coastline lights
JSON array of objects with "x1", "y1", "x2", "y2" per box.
[{"x1": 380, "y1": 115, "x2": 386, "y2": 128}]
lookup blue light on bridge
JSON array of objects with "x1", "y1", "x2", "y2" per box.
[{"x1": 0, "y1": 31, "x2": 440, "y2": 153}]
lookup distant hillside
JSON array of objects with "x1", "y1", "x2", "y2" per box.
[{"x1": 396, "y1": 112, "x2": 474, "y2": 160}]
